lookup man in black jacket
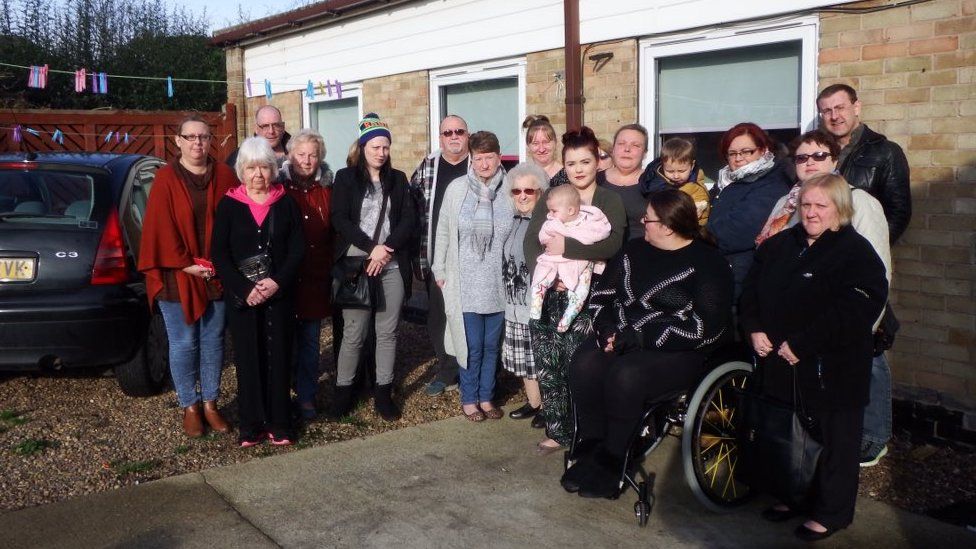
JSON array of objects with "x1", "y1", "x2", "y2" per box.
[
  {"x1": 817, "y1": 84, "x2": 911, "y2": 244},
  {"x1": 225, "y1": 105, "x2": 292, "y2": 169},
  {"x1": 817, "y1": 83, "x2": 911, "y2": 467}
]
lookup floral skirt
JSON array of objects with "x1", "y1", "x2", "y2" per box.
[{"x1": 529, "y1": 289, "x2": 593, "y2": 446}]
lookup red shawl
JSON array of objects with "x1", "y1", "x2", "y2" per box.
[{"x1": 138, "y1": 160, "x2": 239, "y2": 324}]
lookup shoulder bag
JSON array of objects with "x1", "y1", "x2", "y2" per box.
[
  {"x1": 332, "y1": 187, "x2": 388, "y2": 309},
  {"x1": 737, "y1": 356, "x2": 823, "y2": 508}
]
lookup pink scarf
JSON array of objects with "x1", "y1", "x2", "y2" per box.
[{"x1": 226, "y1": 183, "x2": 285, "y2": 226}]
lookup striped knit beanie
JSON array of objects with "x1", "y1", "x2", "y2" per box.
[{"x1": 358, "y1": 113, "x2": 391, "y2": 146}]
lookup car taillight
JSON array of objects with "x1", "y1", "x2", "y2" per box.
[{"x1": 91, "y1": 209, "x2": 128, "y2": 285}]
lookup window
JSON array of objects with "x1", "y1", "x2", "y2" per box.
[
  {"x1": 303, "y1": 85, "x2": 362, "y2": 172},
  {"x1": 429, "y1": 59, "x2": 526, "y2": 162},
  {"x1": 640, "y1": 17, "x2": 818, "y2": 182}
]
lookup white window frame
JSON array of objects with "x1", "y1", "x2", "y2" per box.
[
  {"x1": 638, "y1": 15, "x2": 819, "y2": 159},
  {"x1": 428, "y1": 58, "x2": 527, "y2": 160},
  {"x1": 302, "y1": 82, "x2": 363, "y2": 132}
]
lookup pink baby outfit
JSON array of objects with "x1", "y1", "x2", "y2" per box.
[{"x1": 530, "y1": 205, "x2": 612, "y2": 332}]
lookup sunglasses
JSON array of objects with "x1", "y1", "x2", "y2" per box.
[
  {"x1": 793, "y1": 152, "x2": 832, "y2": 164},
  {"x1": 511, "y1": 188, "x2": 538, "y2": 196},
  {"x1": 441, "y1": 128, "x2": 467, "y2": 137}
]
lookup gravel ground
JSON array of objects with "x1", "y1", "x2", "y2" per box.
[{"x1": 1, "y1": 321, "x2": 973, "y2": 522}]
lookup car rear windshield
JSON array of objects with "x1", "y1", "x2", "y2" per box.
[{"x1": 0, "y1": 168, "x2": 96, "y2": 225}]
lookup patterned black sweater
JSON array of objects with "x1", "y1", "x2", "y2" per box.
[{"x1": 589, "y1": 238, "x2": 733, "y2": 353}]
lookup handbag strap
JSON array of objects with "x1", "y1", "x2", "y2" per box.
[{"x1": 371, "y1": 185, "x2": 389, "y2": 244}]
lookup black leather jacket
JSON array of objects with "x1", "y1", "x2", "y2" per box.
[{"x1": 838, "y1": 125, "x2": 911, "y2": 244}]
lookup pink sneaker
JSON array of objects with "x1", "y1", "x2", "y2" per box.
[{"x1": 267, "y1": 433, "x2": 292, "y2": 446}]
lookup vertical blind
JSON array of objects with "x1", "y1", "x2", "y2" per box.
[
  {"x1": 657, "y1": 41, "x2": 802, "y2": 133},
  {"x1": 311, "y1": 97, "x2": 359, "y2": 172},
  {"x1": 441, "y1": 77, "x2": 519, "y2": 156}
]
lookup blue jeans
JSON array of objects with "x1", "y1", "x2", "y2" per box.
[
  {"x1": 861, "y1": 353, "x2": 892, "y2": 454},
  {"x1": 158, "y1": 300, "x2": 226, "y2": 408},
  {"x1": 293, "y1": 319, "x2": 322, "y2": 405},
  {"x1": 460, "y1": 312, "x2": 504, "y2": 406}
]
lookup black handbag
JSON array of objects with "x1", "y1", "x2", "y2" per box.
[
  {"x1": 873, "y1": 302, "x2": 900, "y2": 356},
  {"x1": 234, "y1": 210, "x2": 274, "y2": 308},
  {"x1": 332, "y1": 188, "x2": 388, "y2": 310},
  {"x1": 738, "y1": 357, "x2": 823, "y2": 508}
]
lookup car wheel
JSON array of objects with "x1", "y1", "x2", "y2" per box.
[{"x1": 115, "y1": 310, "x2": 170, "y2": 396}]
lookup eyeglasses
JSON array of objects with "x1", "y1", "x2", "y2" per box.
[
  {"x1": 257, "y1": 122, "x2": 285, "y2": 131},
  {"x1": 726, "y1": 148, "x2": 757, "y2": 160},
  {"x1": 793, "y1": 152, "x2": 832, "y2": 164},
  {"x1": 511, "y1": 188, "x2": 538, "y2": 196},
  {"x1": 640, "y1": 216, "x2": 663, "y2": 225},
  {"x1": 179, "y1": 134, "x2": 212, "y2": 142},
  {"x1": 440, "y1": 128, "x2": 467, "y2": 137},
  {"x1": 818, "y1": 103, "x2": 850, "y2": 118}
]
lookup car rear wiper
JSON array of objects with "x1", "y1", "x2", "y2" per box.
[{"x1": 0, "y1": 213, "x2": 70, "y2": 221}]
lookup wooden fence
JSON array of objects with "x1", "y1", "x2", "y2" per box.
[{"x1": 0, "y1": 104, "x2": 238, "y2": 163}]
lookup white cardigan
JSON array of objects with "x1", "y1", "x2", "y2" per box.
[{"x1": 430, "y1": 173, "x2": 511, "y2": 368}]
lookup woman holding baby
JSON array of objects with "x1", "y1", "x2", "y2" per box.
[{"x1": 524, "y1": 127, "x2": 627, "y2": 455}]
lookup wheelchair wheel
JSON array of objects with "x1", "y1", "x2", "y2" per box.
[
  {"x1": 681, "y1": 360, "x2": 753, "y2": 512},
  {"x1": 634, "y1": 481, "x2": 651, "y2": 527}
]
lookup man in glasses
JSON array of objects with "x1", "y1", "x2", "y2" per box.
[
  {"x1": 816, "y1": 84, "x2": 911, "y2": 244},
  {"x1": 409, "y1": 115, "x2": 471, "y2": 395},
  {"x1": 225, "y1": 105, "x2": 292, "y2": 169},
  {"x1": 817, "y1": 84, "x2": 911, "y2": 469}
]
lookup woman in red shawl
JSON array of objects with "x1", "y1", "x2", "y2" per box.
[{"x1": 138, "y1": 115, "x2": 238, "y2": 438}]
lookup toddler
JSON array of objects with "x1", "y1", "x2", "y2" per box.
[
  {"x1": 530, "y1": 185, "x2": 611, "y2": 332},
  {"x1": 640, "y1": 137, "x2": 710, "y2": 224}
]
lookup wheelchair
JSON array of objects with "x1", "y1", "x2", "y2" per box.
[{"x1": 564, "y1": 342, "x2": 755, "y2": 527}]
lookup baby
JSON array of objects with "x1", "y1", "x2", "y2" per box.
[
  {"x1": 530, "y1": 185, "x2": 612, "y2": 332},
  {"x1": 640, "y1": 137, "x2": 710, "y2": 225}
]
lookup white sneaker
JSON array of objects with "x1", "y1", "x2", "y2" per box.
[{"x1": 859, "y1": 444, "x2": 888, "y2": 467}]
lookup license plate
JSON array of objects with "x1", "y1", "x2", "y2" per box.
[{"x1": 0, "y1": 257, "x2": 36, "y2": 282}]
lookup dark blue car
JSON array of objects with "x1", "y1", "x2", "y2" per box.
[{"x1": 0, "y1": 152, "x2": 169, "y2": 396}]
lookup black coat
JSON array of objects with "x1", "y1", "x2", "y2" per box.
[
  {"x1": 331, "y1": 166, "x2": 417, "y2": 299},
  {"x1": 739, "y1": 224, "x2": 887, "y2": 411},
  {"x1": 839, "y1": 125, "x2": 911, "y2": 244}
]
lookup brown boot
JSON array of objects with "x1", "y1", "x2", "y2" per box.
[
  {"x1": 203, "y1": 400, "x2": 230, "y2": 433},
  {"x1": 183, "y1": 403, "x2": 204, "y2": 438}
]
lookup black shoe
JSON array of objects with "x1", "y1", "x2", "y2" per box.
[
  {"x1": 560, "y1": 459, "x2": 593, "y2": 493},
  {"x1": 794, "y1": 524, "x2": 836, "y2": 542},
  {"x1": 374, "y1": 383, "x2": 401, "y2": 421},
  {"x1": 577, "y1": 448, "x2": 623, "y2": 499},
  {"x1": 762, "y1": 506, "x2": 800, "y2": 522},
  {"x1": 327, "y1": 385, "x2": 354, "y2": 419},
  {"x1": 531, "y1": 413, "x2": 546, "y2": 429},
  {"x1": 509, "y1": 403, "x2": 541, "y2": 420}
]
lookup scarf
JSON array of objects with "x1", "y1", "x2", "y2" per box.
[
  {"x1": 465, "y1": 166, "x2": 504, "y2": 261},
  {"x1": 716, "y1": 150, "x2": 777, "y2": 192},
  {"x1": 227, "y1": 183, "x2": 286, "y2": 226},
  {"x1": 756, "y1": 182, "x2": 801, "y2": 246}
]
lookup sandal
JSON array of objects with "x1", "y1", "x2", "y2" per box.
[
  {"x1": 463, "y1": 408, "x2": 485, "y2": 422},
  {"x1": 480, "y1": 406, "x2": 503, "y2": 420}
]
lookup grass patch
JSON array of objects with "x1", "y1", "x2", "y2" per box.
[
  {"x1": 196, "y1": 433, "x2": 223, "y2": 442},
  {"x1": 12, "y1": 438, "x2": 58, "y2": 456},
  {"x1": 0, "y1": 410, "x2": 29, "y2": 428},
  {"x1": 338, "y1": 415, "x2": 369, "y2": 428},
  {"x1": 174, "y1": 445, "x2": 190, "y2": 455},
  {"x1": 111, "y1": 459, "x2": 160, "y2": 476}
]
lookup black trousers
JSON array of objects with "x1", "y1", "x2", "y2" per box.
[
  {"x1": 808, "y1": 406, "x2": 864, "y2": 530},
  {"x1": 228, "y1": 301, "x2": 292, "y2": 440},
  {"x1": 569, "y1": 336, "x2": 707, "y2": 456},
  {"x1": 425, "y1": 275, "x2": 459, "y2": 383}
]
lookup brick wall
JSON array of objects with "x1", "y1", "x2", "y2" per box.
[
  {"x1": 581, "y1": 40, "x2": 639, "y2": 143},
  {"x1": 361, "y1": 70, "x2": 430, "y2": 174},
  {"x1": 224, "y1": 46, "x2": 246, "y2": 142},
  {"x1": 526, "y1": 49, "x2": 568, "y2": 143},
  {"x1": 819, "y1": 0, "x2": 976, "y2": 422}
]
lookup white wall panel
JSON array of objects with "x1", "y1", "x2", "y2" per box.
[{"x1": 242, "y1": 0, "x2": 848, "y2": 95}]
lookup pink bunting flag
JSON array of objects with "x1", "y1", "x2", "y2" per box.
[{"x1": 75, "y1": 69, "x2": 87, "y2": 92}]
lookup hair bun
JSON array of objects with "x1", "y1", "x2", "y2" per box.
[{"x1": 522, "y1": 114, "x2": 550, "y2": 129}]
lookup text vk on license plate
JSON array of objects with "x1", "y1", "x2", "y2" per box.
[{"x1": 0, "y1": 257, "x2": 36, "y2": 282}]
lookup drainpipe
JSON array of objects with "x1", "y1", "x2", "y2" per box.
[{"x1": 564, "y1": 0, "x2": 582, "y2": 131}]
